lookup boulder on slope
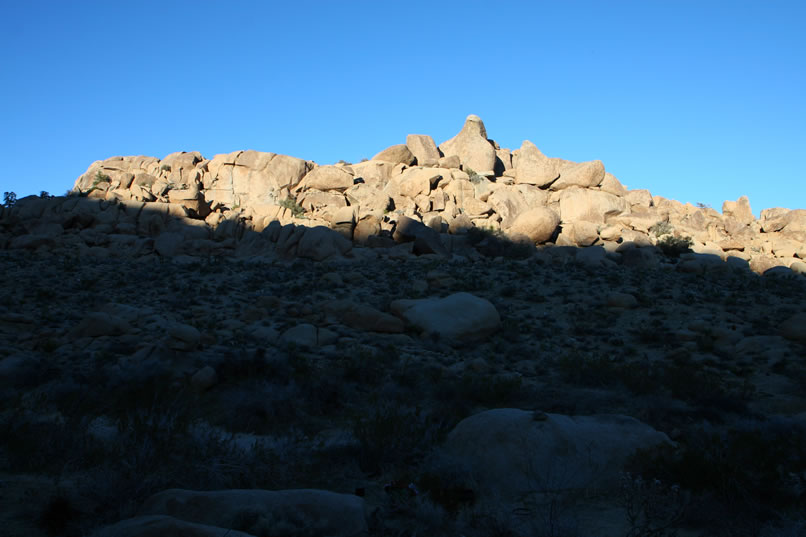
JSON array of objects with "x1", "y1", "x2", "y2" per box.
[
  {"x1": 390, "y1": 292, "x2": 500, "y2": 345},
  {"x1": 507, "y1": 207, "x2": 560, "y2": 244},
  {"x1": 372, "y1": 144, "x2": 415, "y2": 165},
  {"x1": 440, "y1": 408, "x2": 672, "y2": 500}
]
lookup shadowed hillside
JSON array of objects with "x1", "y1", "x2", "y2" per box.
[{"x1": 0, "y1": 117, "x2": 805, "y2": 537}]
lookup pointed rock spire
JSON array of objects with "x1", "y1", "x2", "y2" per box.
[{"x1": 438, "y1": 115, "x2": 496, "y2": 175}]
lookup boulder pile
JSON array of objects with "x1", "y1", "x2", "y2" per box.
[{"x1": 1, "y1": 115, "x2": 805, "y2": 277}]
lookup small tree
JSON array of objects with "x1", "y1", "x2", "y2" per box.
[{"x1": 3, "y1": 191, "x2": 16, "y2": 207}]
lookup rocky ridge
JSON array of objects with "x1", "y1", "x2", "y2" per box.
[{"x1": 1, "y1": 115, "x2": 804, "y2": 276}]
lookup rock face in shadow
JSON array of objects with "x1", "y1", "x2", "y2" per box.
[
  {"x1": 137, "y1": 488, "x2": 367, "y2": 537},
  {"x1": 441, "y1": 409, "x2": 672, "y2": 500},
  {"x1": 91, "y1": 515, "x2": 256, "y2": 537},
  {"x1": 93, "y1": 488, "x2": 367, "y2": 537}
]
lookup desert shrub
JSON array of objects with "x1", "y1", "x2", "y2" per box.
[
  {"x1": 629, "y1": 321, "x2": 677, "y2": 347},
  {"x1": 466, "y1": 225, "x2": 494, "y2": 246},
  {"x1": 457, "y1": 502, "x2": 532, "y2": 537},
  {"x1": 556, "y1": 352, "x2": 624, "y2": 387},
  {"x1": 620, "y1": 473, "x2": 689, "y2": 537},
  {"x1": 335, "y1": 345, "x2": 392, "y2": 386},
  {"x1": 433, "y1": 368, "x2": 524, "y2": 410},
  {"x1": 215, "y1": 382, "x2": 303, "y2": 435},
  {"x1": 278, "y1": 197, "x2": 305, "y2": 218},
  {"x1": 38, "y1": 492, "x2": 80, "y2": 536},
  {"x1": 465, "y1": 167, "x2": 485, "y2": 184},
  {"x1": 629, "y1": 420, "x2": 806, "y2": 529},
  {"x1": 556, "y1": 352, "x2": 740, "y2": 409},
  {"x1": 649, "y1": 220, "x2": 673, "y2": 237},
  {"x1": 418, "y1": 453, "x2": 477, "y2": 514},
  {"x1": 352, "y1": 404, "x2": 447, "y2": 474},
  {"x1": 216, "y1": 347, "x2": 291, "y2": 383},
  {"x1": 0, "y1": 414, "x2": 101, "y2": 475},
  {"x1": 464, "y1": 371, "x2": 523, "y2": 406},
  {"x1": 657, "y1": 235, "x2": 692, "y2": 257},
  {"x1": 466, "y1": 227, "x2": 534, "y2": 260}
]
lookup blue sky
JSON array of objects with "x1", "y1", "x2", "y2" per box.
[{"x1": 1, "y1": 1, "x2": 803, "y2": 214}]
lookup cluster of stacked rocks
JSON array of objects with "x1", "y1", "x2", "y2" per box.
[{"x1": 1, "y1": 115, "x2": 804, "y2": 276}]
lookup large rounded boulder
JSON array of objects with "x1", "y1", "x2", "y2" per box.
[{"x1": 507, "y1": 207, "x2": 560, "y2": 243}]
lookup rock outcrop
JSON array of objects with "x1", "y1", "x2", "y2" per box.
[
  {"x1": 438, "y1": 114, "x2": 496, "y2": 175},
  {"x1": 0, "y1": 114, "x2": 803, "y2": 277}
]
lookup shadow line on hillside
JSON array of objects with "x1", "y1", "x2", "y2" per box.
[{"x1": 3, "y1": 194, "x2": 805, "y2": 283}]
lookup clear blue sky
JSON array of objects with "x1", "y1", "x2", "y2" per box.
[{"x1": 1, "y1": 1, "x2": 804, "y2": 214}]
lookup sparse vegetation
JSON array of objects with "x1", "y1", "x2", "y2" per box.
[
  {"x1": 0, "y1": 186, "x2": 804, "y2": 536},
  {"x1": 629, "y1": 421, "x2": 806, "y2": 534},
  {"x1": 466, "y1": 226, "x2": 534, "y2": 259},
  {"x1": 463, "y1": 166, "x2": 485, "y2": 184},
  {"x1": 649, "y1": 220, "x2": 673, "y2": 237},
  {"x1": 620, "y1": 473, "x2": 689, "y2": 537},
  {"x1": 94, "y1": 170, "x2": 110, "y2": 184},
  {"x1": 278, "y1": 196, "x2": 305, "y2": 218},
  {"x1": 657, "y1": 234, "x2": 693, "y2": 257}
]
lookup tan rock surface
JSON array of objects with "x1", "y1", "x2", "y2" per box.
[
  {"x1": 296, "y1": 165, "x2": 355, "y2": 192},
  {"x1": 559, "y1": 188, "x2": 628, "y2": 223},
  {"x1": 513, "y1": 140, "x2": 560, "y2": 187},
  {"x1": 371, "y1": 143, "x2": 415, "y2": 165},
  {"x1": 508, "y1": 207, "x2": 560, "y2": 244},
  {"x1": 551, "y1": 160, "x2": 606, "y2": 190},
  {"x1": 405, "y1": 134, "x2": 440, "y2": 166},
  {"x1": 438, "y1": 114, "x2": 496, "y2": 174}
]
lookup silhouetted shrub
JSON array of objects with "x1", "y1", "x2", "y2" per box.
[
  {"x1": 629, "y1": 420, "x2": 806, "y2": 529},
  {"x1": 466, "y1": 227, "x2": 534, "y2": 260},
  {"x1": 3, "y1": 191, "x2": 16, "y2": 207},
  {"x1": 657, "y1": 235, "x2": 692, "y2": 257},
  {"x1": 352, "y1": 404, "x2": 446, "y2": 474}
]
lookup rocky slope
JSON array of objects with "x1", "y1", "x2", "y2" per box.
[{"x1": 0, "y1": 117, "x2": 805, "y2": 536}]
